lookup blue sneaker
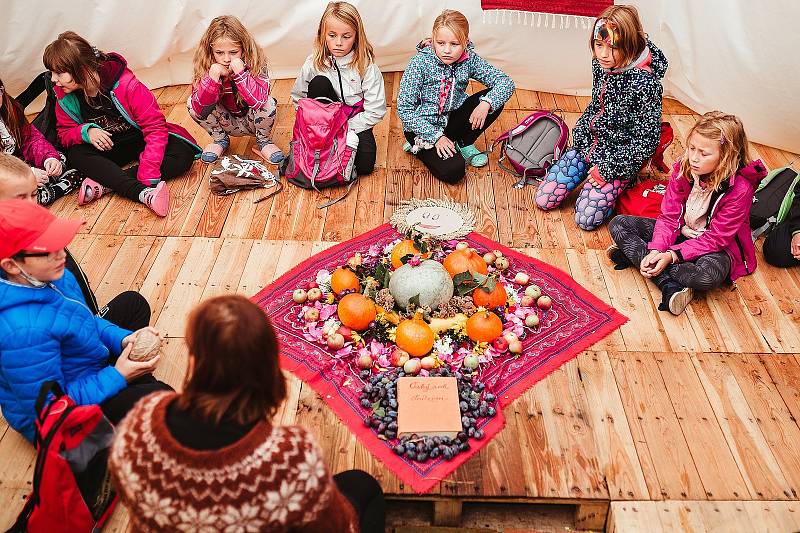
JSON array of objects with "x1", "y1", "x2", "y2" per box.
[
  {"x1": 200, "y1": 137, "x2": 230, "y2": 163},
  {"x1": 457, "y1": 143, "x2": 488, "y2": 167}
]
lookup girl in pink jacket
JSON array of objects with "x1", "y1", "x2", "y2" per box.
[
  {"x1": 43, "y1": 32, "x2": 200, "y2": 217},
  {"x1": 608, "y1": 112, "x2": 767, "y2": 315},
  {"x1": 189, "y1": 16, "x2": 283, "y2": 164},
  {"x1": 0, "y1": 77, "x2": 80, "y2": 205}
]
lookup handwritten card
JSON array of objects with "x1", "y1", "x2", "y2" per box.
[{"x1": 397, "y1": 377, "x2": 462, "y2": 438}]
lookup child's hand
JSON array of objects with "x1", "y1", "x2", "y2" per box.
[
  {"x1": 640, "y1": 251, "x2": 671, "y2": 278},
  {"x1": 31, "y1": 167, "x2": 49, "y2": 185},
  {"x1": 122, "y1": 326, "x2": 164, "y2": 348},
  {"x1": 44, "y1": 158, "x2": 63, "y2": 176},
  {"x1": 114, "y1": 343, "x2": 161, "y2": 382},
  {"x1": 469, "y1": 101, "x2": 491, "y2": 130},
  {"x1": 791, "y1": 232, "x2": 800, "y2": 260},
  {"x1": 88, "y1": 128, "x2": 114, "y2": 151},
  {"x1": 435, "y1": 136, "x2": 456, "y2": 159},
  {"x1": 209, "y1": 63, "x2": 230, "y2": 82},
  {"x1": 229, "y1": 58, "x2": 246, "y2": 75}
]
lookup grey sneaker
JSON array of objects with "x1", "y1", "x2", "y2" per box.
[{"x1": 667, "y1": 287, "x2": 693, "y2": 315}]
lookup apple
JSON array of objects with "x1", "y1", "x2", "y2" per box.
[
  {"x1": 347, "y1": 253, "x2": 363, "y2": 269},
  {"x1": 327, "y1": 333, "x2": 345, "y2": 350},
  {"x1": 525, "y1": 314, "x2": 540, "y2": 328},
  {"x1": 525, "y1": 284, "x2": 542, "y2": 299},
  {"x1": 337, "y1": 325, "x2": 353, "y2": 341},
  {"x1": 307, "y1": 281, "x2": 319, "y2": 289},
  {"x1": 463, "y1": 354, "x2": 480, "y2": 370},
  {"x1": 508, "y1": 339, "x2": 523, "y2": 354},
  {"x1": 304, "y1": 308, "x2": 320, "y2": 322},
  {"x1": 537, "y1": 295, "x2": 553, "y2": 311},
  {"x1": 420, "y1": 356, "x2": 436, "y2": 370},
  {"x1": 514, "y1": 272, "x2": 530, "y2": 285},
  {"x1": 520, "y1": 295, "x2": 535, "y2": 307},
  {"x1": 307, "y1": 287, "x2": 323, "y2": 302},
  {"x1": 492, "y1": 250, "x2": 504, "y2": 258},
  {"x1": 492, "y1": 337, "x2": 509, "y2": 352},
  {"x1": 456, "y1": 241, "x2": 469, "y2": 250},
  {"x1": 494, "y1": 257, "x2": 510, "y2": 271},
  {"x1": 403, "y1": 358, "x2": 422, "y2": 375},
  {"x1": 356, "y1": 353, "x2": 374, "y2": 370},
  {"x1": 483, "y1": 252, "x2": 496, "y2": 264},
  {"x1": 292, "y1": 289, "x2": 308, "y2": 304},
  {"x1": 390, "y1": 348, "x2": 410, "y2": 367},
  {"x1": 503, "y1": 332, "x2": 519, "y2": 344}
]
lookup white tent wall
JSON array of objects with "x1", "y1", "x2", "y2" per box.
[{"x1": 2, "y1": 0, "x2": 798, "y2": 153}]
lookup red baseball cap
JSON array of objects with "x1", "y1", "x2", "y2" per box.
[{"x1": 0, "y1": 200, "x2": 85, "y2": 259}]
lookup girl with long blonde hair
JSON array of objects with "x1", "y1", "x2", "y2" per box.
[
  {"x1": 291, "y1": 1, "x2": 386, "y2": 176},
  {"x1": 608, "y1": 111, "x2": 767, "y2": 315},
  {"x1": 189, "y1": 15, "x2": 282, "y2": 164}
]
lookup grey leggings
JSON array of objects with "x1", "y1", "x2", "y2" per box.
[{"x1": 609, "y1": 215, "x2": 731, "y2": 291}]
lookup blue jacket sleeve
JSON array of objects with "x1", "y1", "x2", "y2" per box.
[
  {"x1": 469, "y1": 53, "x2": 515, "y2": 112},
  {"x1": 396, "y1": 55, "x2": 443, "y2": 143},
  {"x1": 95, "y1": 315, "x2": 130, "y2": 357}
]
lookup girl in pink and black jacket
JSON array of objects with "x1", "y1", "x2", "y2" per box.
[
  {"x1": 44, "y1": 32, "x2": 200, "y2": 217},
  {"x1": 608, "y1": 112, "x2": 767, "y2": 315},
  {"x1": 189, "y1": 16, "x2": 283, "y2": 164}
]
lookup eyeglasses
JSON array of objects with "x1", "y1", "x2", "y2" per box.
[{"x1": 15, "y1": 250, "x2": 63, "y2": 260}]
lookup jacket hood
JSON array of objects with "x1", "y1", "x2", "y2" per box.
[
  {"x1": 608, "y1": 40, "x2": 667, "y2": 79},
  {"x1": 416, "y1": 40, "x2": 474, "y2": 64},
  {"x1": 735, "y1": 159, "x2": 768, "y2": 186},
  {"x1": 0, "y1": 275, "x2": 58, "y2": 313},
  {"x1": 99, "y1": 52, "x2": 128, "y2": 90}
]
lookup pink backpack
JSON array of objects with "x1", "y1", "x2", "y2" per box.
[
  {"x1": 493, "y1": 110, "x2": 569, "y2": 188},
  {"x1": 281, "y1": 97, "x2": 363, "y2": 208}
]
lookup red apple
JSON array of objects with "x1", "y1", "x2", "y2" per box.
[
  {"x1": 403, "y1": 358, "x2": 422, "y2": 375},
  {"x1": 304, "y1": 308, "x2": 320, "y2": 322},
  {"x1": 307, "y1": 287, "x2": 323, "y2": 302},
  {"x1": 537, "y1": 295, "x2": 552, "y2": 311},
  {"x1": 337, "y1": 325, "x2": 353, "y2": 341},
  {"x1": 508, "y1": 339, "x2": 523, "y2": 354},
  {"x1": 420, "y1": 356, "x2": 436, "y2": 370},
  {"x1": 503, "y1": 332, "x2": 519, "y2": 344},
  {"x1": 356, "y1": 353, "x2": 374, "y2": 370},
  {"x1": 292, "y1": 289, "x2": 308, "y2": 304},
  {"x1": 492, "y1": 337, "x2": 509, "y2": 352},
  {"x1": 307, "y1": 281, "x2": 319, "y2": 289},
  {"x1": 327, "y1": 333, "x2": 345, "y2": 350},
  {"x1": 524, "y1": 284, "x2": 541, "y2": 299},
  {"x1": 463, "y1": 354, "x2": 480, "y2": 370},
  {"x1": 390, "y1": 348, "x2": 410, "y2": 367},
  {"x1": 520, "y1": 295, "x2": 535, "y2": 307}
]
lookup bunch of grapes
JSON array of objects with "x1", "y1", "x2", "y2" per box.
[{"x1": 357, "y1": 366, "x2": 498, "y2": 462}]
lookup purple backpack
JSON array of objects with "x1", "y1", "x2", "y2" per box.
[
  {"x1": 280, "y1": 97, "x2": 363, "y2": 208},
  {"x1": 493, "y1": 111, "x2": 569, "y2": 188}
]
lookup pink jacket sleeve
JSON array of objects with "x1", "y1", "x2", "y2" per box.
[
  {"x1": 21, "y1": 123, "x2": 60, "y2": 167},
  {"x1": 648, "y1": 164, "x2": 686, "y2": 252},
  {"x1": 189, "y1": 75, "x2": 222, "y2": 116},
  {"x1": 231, "y1": 68, "x2": 271, "y2": 110},
  {"x1": 118, "y1": 75, "x2": 169, "y2": 184}
]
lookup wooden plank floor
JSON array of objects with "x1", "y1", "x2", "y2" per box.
[{"x1": 3, "y1": 75, "x2": 800, "y2": 531}]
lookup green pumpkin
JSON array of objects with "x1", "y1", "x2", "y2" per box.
[{"x1": 389, "y1": 260, "x2": 454, "y2": 309}]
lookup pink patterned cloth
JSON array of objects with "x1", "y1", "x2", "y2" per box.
[{"x1": 481, "y1": 0, "x2": 612, "y2": 17}]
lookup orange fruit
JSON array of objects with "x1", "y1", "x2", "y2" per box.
[
  {"x1": 395, "y1": 314, "x2": 435, "y2": 357},
  {"x1": 472, "y1": 280, "x2": 507, "y2": 309},
  {"x1": 337, "y1": 293, "x2": 376, "y2": 331},
  {"x1": 330, "y1": 267, "x2": 360, "y2": 295},
  {"x1": 390, "y1": 239, "x2": 426, "y2": 268},
  {"x1": 466, "y1": 311, "x2": 503, "y2": 343},
  {"x1": 443, "y1": 248, "x2": 488, "y2": 278}
]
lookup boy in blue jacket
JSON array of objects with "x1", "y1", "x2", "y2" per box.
[{"x1": 0, "y1": 200, "x2": 169, "y2": 441}]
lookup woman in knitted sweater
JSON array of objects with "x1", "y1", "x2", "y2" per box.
[{"x1": 109, "y1": 294, "x2": 385, "y2": 532}]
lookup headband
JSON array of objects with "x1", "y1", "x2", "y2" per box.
[{"x1": 593, "y1": 18, "x2": 619, "y2": 48}]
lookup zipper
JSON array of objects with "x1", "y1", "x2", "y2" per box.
[
  {"x1": 734, "y1": 235, "x2": 750, "y2": 273},
  {"x1": 587, "y1": 76, "x2": 608, "y2": 161}
]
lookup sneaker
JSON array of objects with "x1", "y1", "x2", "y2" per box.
[
  {"x1": 457, "y1": 143, "x2": 488, "y2": 167},
  {"x1": 141, "y1": 181, "x2": 170, "y2": 217},
  {"x1": 200, "y1": 138, "x2": 229, "y2": 163},
  {"x1": 667, "y1": 287, "x2": 693, "y2": 315},
  {"x1": 77, "y1": 178, "x2": 108, "y2": 206},
  {"x1": 402, "y1": 141, "x2": 412, "y2": 153},
  {"x1": 606, "y1": 244, "x2": 632, "y2": 270}
]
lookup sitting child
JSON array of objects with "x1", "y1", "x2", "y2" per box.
[
  {"x1": 0, "y1": 199, "x2": 171, "y2": 441},
  {"x1": 762, "y1": 178, "x2": 800, "y2": 268},
  {"x1": 291, "y1": 1, "x2": 386, "y2": 176},
  {"x1": 189, "y1": 15, "x2": 283, "y2": 165},
  {"x1": 397, "y1": 9, "x2": 514, "y2": 184},
  {"x1": 607, "y1": 112, "x2": 767, "y2": 315}
]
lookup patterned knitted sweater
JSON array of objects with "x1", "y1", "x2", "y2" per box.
[{"x1": 109, "y1": 392, "x2": 358, "y2": 532}]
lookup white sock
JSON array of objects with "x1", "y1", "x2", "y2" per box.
[{"x1": 138, "y1": 188, "x2": 154, "y2": 203}]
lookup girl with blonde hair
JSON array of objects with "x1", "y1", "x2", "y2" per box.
[
  {"x1": 291, "y1": 1, "x2": 386, "y2": 175},
  {"x1": 397, "y1": 9, "x2": 515, "y2": 184},
  {"x1": 608, "y1": 112, "x2": 767, "y2": 315},
  {"x1": 189, "y1": 15, "x2": 283, "y2": 164}
]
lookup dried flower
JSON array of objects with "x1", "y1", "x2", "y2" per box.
[{"x1": 375, "y1": 288, "x2": 395, "y2": 311}]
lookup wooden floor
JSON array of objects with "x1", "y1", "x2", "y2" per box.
[{"x1": 2, "y1": 75, "x2": 800, "y2": 532}]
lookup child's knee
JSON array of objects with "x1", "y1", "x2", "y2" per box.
[{"x1": 575, "y1": 204, "x2": 610, "y2": 231}]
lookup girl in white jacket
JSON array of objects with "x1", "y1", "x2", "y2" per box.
[{"x1": 291, "y1": 1, "x2": 386, "y2": 175}]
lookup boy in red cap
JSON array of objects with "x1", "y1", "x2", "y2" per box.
[{"x1": 0, "y1": 200, "x2": 171, "y2": 441}]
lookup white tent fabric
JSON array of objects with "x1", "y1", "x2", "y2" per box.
[{"x1": 2, "y1": 0, "x2": 798, "y2": 153}]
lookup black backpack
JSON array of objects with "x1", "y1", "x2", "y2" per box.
[
  {"x1": 16, "y1": 71, "x2": 63, "y2": 152},
  {"x1": 750, "y1": 166, "x2": 799, "y2": 239}
]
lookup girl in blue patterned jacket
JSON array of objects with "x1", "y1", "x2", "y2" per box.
[
  {"x1": 535, "y1": 5, "x2": 668, "y2": 231},
  {"x1": 397, "y1": 10, "x2": 514, "y2": 184}
]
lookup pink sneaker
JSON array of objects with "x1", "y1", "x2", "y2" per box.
[
  {"x1": 141, "y1": 181, "x2": 170, "y2": 217},
  {"x1": 77, "y1": 178, "x2": 108, "y2": 206}
]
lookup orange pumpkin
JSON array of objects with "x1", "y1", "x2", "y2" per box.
[
  {"x1": 443, "y1": 248, "x2": 488, "y2": 278},
  {"x1": 466, "y1": 311, "x2": 503, "y2": 343},
  {"x1": 390, "y1": 239, "x2": 426, "y2": 268},
  {"x1": 395, "y1": 312, "x2": 435, "y2": 357},
  {"x1": 472, "y1": 280, "x2": 508, "y2": 308},
  {"x1": 337, "y1": 293, "x2": 377, "y2": 331},
  {"x1": 330, "y1": 267, "x2": 360, "y2": 295}
]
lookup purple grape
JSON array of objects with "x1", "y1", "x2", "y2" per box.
[{"x1": 394, "y1": 444, "x2": 405, "y2": 455}]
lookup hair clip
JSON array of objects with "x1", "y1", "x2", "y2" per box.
[
  {"x1": 91, "y1": 46, "x2": 101, "y2": 59},
  {"x1": 719, "y1": 133, "x2": 725, "y2": 145}
]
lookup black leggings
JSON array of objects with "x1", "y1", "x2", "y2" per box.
[
  {"x1": 98, "y1": 291, "x2": 173, "y2": 424},
  {"x1": 306, "y1": 75, "x2": 377, "y2": 175},
  {"x1": 67, "y1": 130, "x2": 195, "y2": 201},
  {"x1": 333, "y1": 469, "x2": 385, "y2": 533},
  {"x1": 609, "y1": 215, "x2": 731, "y2": 291},
  {"x1": 763, "y1": 220, "x2": 800, "y2": 267},
  {"x1": 404, "y1": 88, "x2": 503, "y2": 184}
]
